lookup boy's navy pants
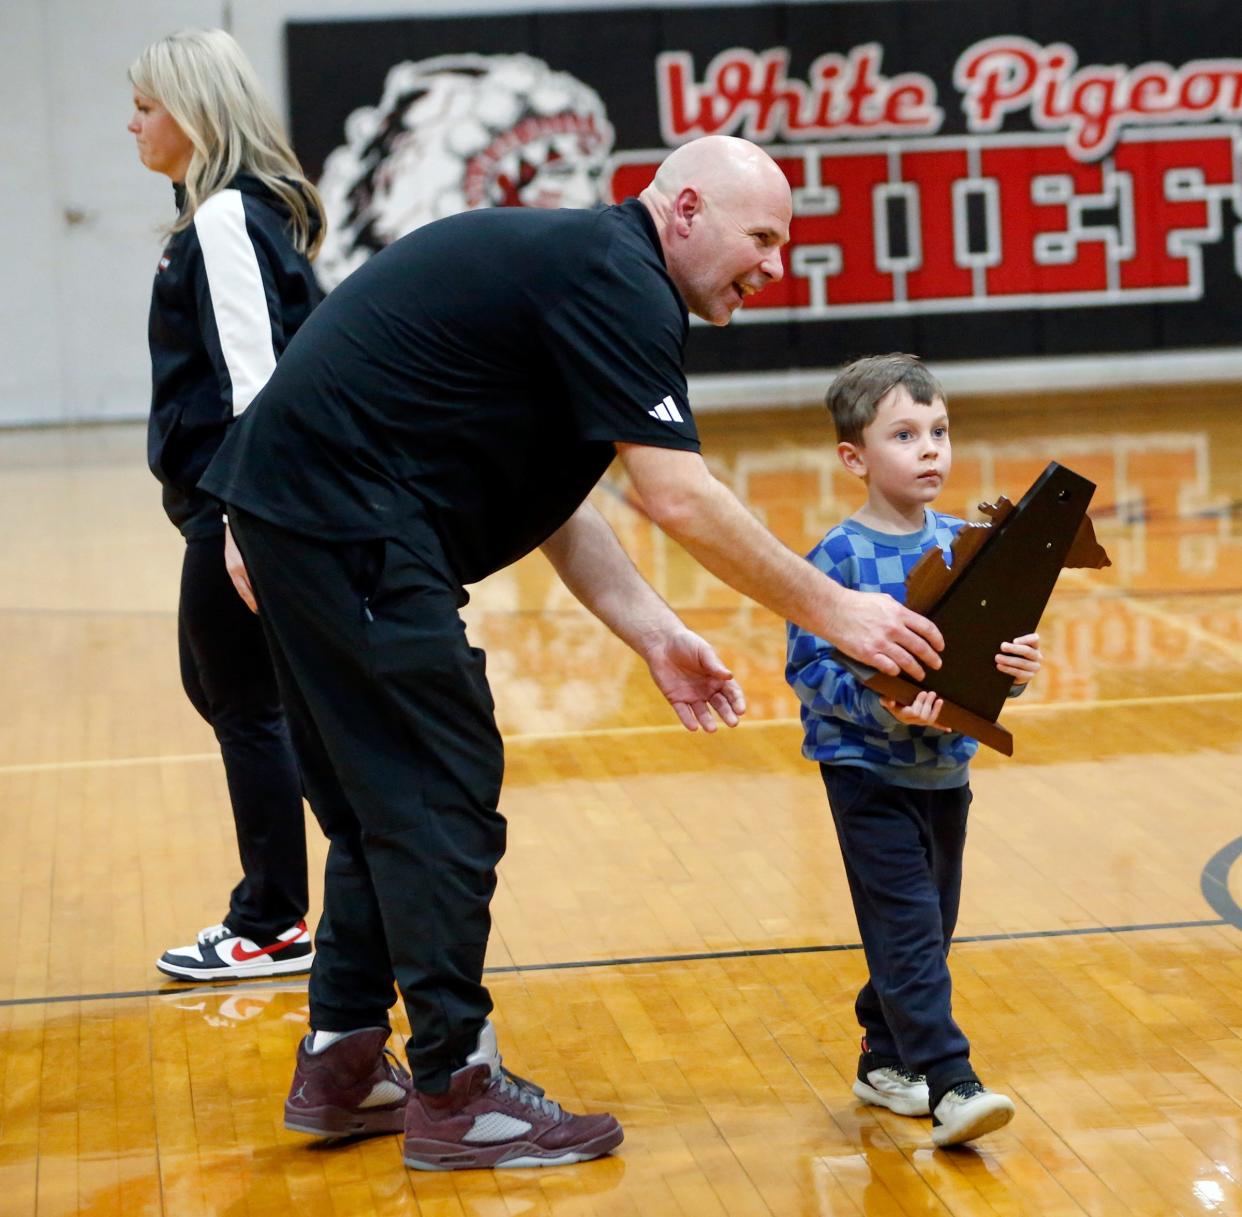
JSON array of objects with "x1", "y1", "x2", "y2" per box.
[{"x1": 820, "y1": 763, "x2": 975, "y2": 1100}]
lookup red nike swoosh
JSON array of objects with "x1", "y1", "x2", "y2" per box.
[{"x1": 229, "y1": 938, "x2": 299, "y2": 963}]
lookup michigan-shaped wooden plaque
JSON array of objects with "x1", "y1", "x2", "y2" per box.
[{"x1": 838, "y1": 461, "x2": 1111, "y2": 755}]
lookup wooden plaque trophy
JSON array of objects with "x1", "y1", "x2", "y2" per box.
[{"x1": 837, "y1": 461, "x2": 1111, "y2": 755}]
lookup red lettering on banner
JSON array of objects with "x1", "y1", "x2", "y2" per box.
[
  {"x1": 744, "y1": 155, "x2": 807, "y2": 310},
  {"x1": 606, "y1": 127, "x2": 1239, "y2": 321},
  {"x1": 1129, "y1": 72, "x2": 1175, "y2": 115},
  {"x1": 955, "y1": 38, "x2": 1042, "y2": 128},
  {"x1": 981, "y1": 146, "x2": 1108, "y2": 295},
  {"x1": 609, "y1": 161, "x2": 656, "y2": 205},
  {"x1": 793, "y1": 154, "x2": 894, "y2": 306},
  {"x1": 900, "y1": 148, "x2": 974, "y2": 301},
  {"x1": 956, "y1": 36, "x2": 1242, "y2": 160},
  {"x1": 656, "y1": 45, "x2": 942, "y2": 144},
  {"x1": 888, "y1": 83, "x2": 933, "y2": 128},
  {"x1": 657, "y1": 37, "x2": 1242, "y2": 161},
  {"x1": 1113, "y1": 136, "x2": 1236, "y2": 290}
]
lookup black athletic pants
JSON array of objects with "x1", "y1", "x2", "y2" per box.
[
  {"x1": 178, "y1": 533, "x2": 308, "y2": 940},
  {"x1": 820, "y1": 763, "x2": 975, "y2": 1103},
  {"x1": 228, "y1": 508, "x2": 506, "y2": 1094}
]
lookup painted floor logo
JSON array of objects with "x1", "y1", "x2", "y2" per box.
[
  {"x1": 1202, "y1": 835, "x2": 1242, "y2": 929},
  {"x1": 315, "y1": 53, "x2": 616, "y2": 289}
]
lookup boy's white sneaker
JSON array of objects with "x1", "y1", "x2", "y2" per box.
[
  {"x1": 931, "y1": 1080, "x2": 1015, "y2": 1146},
  {"x1": 853, "y1": 1060, "x2": 930, "y2": 1117}
]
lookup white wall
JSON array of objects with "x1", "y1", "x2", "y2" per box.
[
  {"x1": 1, "y1": 2, "x2": 63, "y2": 426},
  {"x1": 2, "y1": 0, "x2": 223, "y2": 426}
]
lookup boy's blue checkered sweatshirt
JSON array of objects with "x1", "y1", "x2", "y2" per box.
[{"x1": 786, "y1": 508, "x2": 979, "y2": 790}]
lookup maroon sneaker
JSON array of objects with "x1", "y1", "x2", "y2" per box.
[
  {"x1": 284, "y1": 1028, "x2": 412, "y2": 1137},
  {"x1": 402, "y1": 1022, "x2": 623, "y2": 1170}
]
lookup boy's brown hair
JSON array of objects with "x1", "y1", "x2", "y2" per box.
[{"x1": 826, "y1": 353, "x2": 946, "y2": 445}]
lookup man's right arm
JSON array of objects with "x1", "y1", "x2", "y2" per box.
[{"x1": 617, "y1": 442, "x2": 943, "y2": 679}]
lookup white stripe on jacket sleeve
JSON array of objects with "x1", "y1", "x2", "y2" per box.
[{"x1": 195, "y1": 190, "x2": 278, "y2": 416}]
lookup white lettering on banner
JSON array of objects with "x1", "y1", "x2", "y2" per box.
[{"x1": 608, "y1": 127, "x2": 1242, "y2": 322}]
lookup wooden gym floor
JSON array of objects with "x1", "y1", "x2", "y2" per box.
[{"x1": 4, "y1": 385, "x2": 1242, "y2": 1215}]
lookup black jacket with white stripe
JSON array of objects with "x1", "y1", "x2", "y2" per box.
[{"x1": 146, "y1": 174, "x2": 323, "y2": 537}]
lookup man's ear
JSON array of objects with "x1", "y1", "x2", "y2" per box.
[
  {"x1": 837, "y1": 440, "x2": 866, "y2": 477},
  {"x1": 672, "y1": 186, "x2": 702, "y2": 237}
]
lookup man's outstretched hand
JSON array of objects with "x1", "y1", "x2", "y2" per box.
[{"x1": 644, "y1": 628, "x2": 746, "y2": 732}]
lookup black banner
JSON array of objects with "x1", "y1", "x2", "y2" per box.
[{"x1": 287, "y1": 1, "x2": 1242, "y2": 374}]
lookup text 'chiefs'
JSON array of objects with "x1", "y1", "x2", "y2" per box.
[{"x1": 611, "y1": 129, "x2": 1241, "y2": 322}]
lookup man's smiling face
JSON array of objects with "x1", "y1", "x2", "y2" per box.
[{"x1": 667, "y1": 166, "x2": 792, "y2": 326}]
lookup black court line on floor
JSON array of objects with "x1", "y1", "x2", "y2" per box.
[{"x1": 0, "y1": 916, "x2": 1229, "y2": 1009}]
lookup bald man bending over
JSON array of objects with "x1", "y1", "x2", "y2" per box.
[{"x1": 201, "y1": 135, "x2": 943, "y2": 1173}]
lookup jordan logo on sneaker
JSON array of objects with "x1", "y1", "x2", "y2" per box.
[{"x1": 648, "y1": 395, "x2": 683, "y2": 423}]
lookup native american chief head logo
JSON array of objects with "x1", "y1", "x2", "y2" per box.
[{"x1": 315, "y1": 53, "x2": 616, "y2": 289}]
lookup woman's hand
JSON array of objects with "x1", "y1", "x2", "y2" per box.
[{"x1": 224, "y1": 523, "x2": 258, "y2": 614}]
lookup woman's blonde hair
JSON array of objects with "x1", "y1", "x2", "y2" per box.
[{"x1": 129, "y1": 28, "x2": 325, "y2": 258}]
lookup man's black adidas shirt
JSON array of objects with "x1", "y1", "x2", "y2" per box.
[{"x1": 201, "y1": 199, "x2": 700, "y2": 584}]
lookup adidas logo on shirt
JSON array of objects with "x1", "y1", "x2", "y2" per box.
[{"x1": 649, "y1": 395, "x2": 684, "y2": 423}]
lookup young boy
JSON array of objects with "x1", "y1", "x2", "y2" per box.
[{"x1": 785, "y1": 353, "x2": 1042, "y2": 1148}]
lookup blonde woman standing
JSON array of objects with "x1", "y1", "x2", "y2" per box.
[{"x1": 129, "y1": 29, "x2": 323, "y2": 985}]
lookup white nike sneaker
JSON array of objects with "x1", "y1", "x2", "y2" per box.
[{"x1": 156, "y1": 920, "x2": 313, "y2": 980}]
